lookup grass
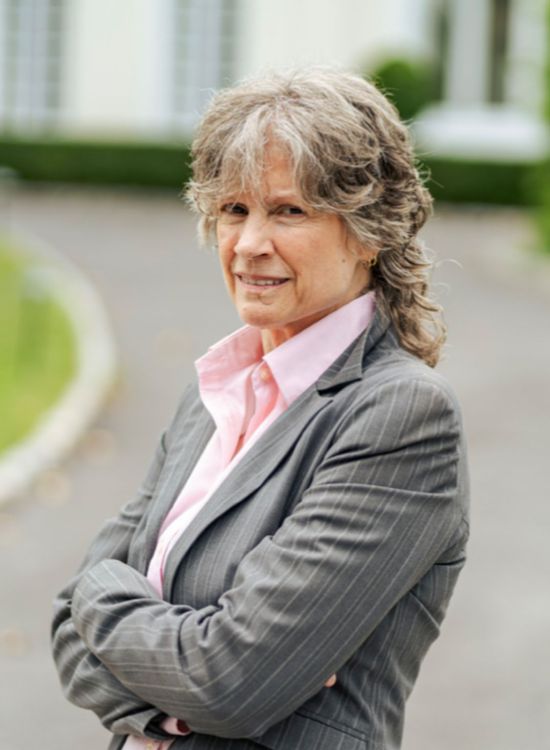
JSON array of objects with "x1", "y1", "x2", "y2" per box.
[{"x1": 0, "y1": 238, "x2": 77, "y2": 453}]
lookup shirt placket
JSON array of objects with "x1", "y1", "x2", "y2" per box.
[{"x1": 243, "y1": 363, "x2": 277, "y2": 442}]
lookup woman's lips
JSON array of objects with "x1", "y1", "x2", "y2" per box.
[{"x1": 235, "y1": 273, "x2": 290, "y2": 291}]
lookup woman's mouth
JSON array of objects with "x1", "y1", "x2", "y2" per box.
[{"x1": 236, "y1": 273, "x2": 289, "y2": 290}]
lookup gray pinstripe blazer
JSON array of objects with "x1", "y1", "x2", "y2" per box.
[{"x1": 52, "y1": 309, "x2": 469, "y2": 750}]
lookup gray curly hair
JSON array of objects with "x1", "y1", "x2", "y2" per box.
[{"x1": 187, "y1": 67, "x2": 445, "y2": 367}]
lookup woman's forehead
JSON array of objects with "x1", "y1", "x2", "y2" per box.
[{"x1": 218, "y1": 143, "x2": 302, "y2": 200}]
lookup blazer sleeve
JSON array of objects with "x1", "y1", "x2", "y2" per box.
[
  {"x1": 51, "y1": 431, "x2": 172, "y2": 739},
  {"x1": 70, "y1": 377, "x2": 469, "y2": 739}
]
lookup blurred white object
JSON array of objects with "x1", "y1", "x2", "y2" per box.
[{"x1": 413, "y1": 104, "x2": 550, "y2": 161}]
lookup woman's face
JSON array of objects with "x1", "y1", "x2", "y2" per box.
[{"x1": 216, "y1": 146, "x2": 371, "y2": 352}]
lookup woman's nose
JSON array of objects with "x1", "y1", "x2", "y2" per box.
[{"x1": 234, "y1": 215, "x2": 273, "y2": 257}]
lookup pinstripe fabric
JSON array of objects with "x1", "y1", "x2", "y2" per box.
[{"x1": 52, "y1": 310, "x2": 469, "y2": 750}]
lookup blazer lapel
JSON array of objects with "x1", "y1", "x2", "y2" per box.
[
  {"x1": 162, "y1": 383, "x2": 332, "y2": 597},
  {"x1": 135, "y1": 392, "x2": 215, "y2": 573},
  {"x1": 161, "y1": 309, "x2": 393, "y2": 597},
  {"x1": 316, "y1": 305, "x2": 391, "y2": 393}
]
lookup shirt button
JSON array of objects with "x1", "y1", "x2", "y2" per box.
[
  {"x1": 146, "y1": 743, "x2": 155, "y2": 750},
  {"x1": 260, "y1": 365, "x2": 271, "y2": 382}
]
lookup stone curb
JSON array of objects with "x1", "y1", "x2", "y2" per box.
[{"x1": 0, "y1": 229, "x2": 118, "y2": 506}]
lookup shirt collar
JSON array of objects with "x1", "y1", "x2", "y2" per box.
[
  {"x1": 195, "y1": 291, "x2": 376, "y2": 405},
  {"x1": 195, "y1": 325, "x2": 263, "y2": 389},
  {"x1": 264, "y1": 291, "x2": 376, "y2": 406}
]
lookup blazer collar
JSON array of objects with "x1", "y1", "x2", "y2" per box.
[{"x1": 316, "y1": 306, "x2": 391, "y2": 393}]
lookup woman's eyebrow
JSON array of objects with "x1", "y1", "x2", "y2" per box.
[
  {"x1": 264, "y1": 191, "x2": 303, "y2": 205},
  {"x1": 218, "y1": 191, "x2": 304, "y2": 209}
]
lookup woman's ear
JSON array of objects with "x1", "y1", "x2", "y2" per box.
[
  {"x1": 344, "y1": 226, "x2": 378, "y2": 264},
  {"x1": 347, "y1": 237, "x2": 379, "y2": 269},
  {"x1": 360, "y1": 254, "x2": 378, "y2": 269}
]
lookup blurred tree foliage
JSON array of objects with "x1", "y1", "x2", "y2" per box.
[{"x1": 368, "y1": 57, "x2": 439, "y2": 122}]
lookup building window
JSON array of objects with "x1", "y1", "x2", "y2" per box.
[
  {"x1": 0, "y1": 0, "x2": 66, "y2": 131},
  {"x1": 432, "y1": 0, "x2": 449, "y2": 102},
  {"x1": 489, "y1": 0, "x2": 511, "y2": 103},
  {"x1": 435, "y1": 0, "x2": 512, "y2": 106},
  {"x1": 172, "y1": 0, "x2": 238, "y2": 132}
]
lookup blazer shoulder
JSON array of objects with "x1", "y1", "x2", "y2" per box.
[{"x1": 362, "y1": 339, "x2": 463, "y2": 419}]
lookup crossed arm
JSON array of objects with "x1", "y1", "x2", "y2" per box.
[
  {"x1": 51, "y1": 427, "x2": 179, "y2": 739},
  {"x1": 55, "y1": 378, "x2": 467, "y2": 740}
]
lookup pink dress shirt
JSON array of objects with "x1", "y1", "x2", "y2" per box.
[{"x1": 123, "y1": 292, "x2": 376, "y2": 750}]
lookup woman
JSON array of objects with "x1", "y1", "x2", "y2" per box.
[{"x1": 52, "y1": 68, "x2": 469, "y2": 750}]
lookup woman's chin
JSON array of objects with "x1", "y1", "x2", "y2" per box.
[{"x1": 236, "y1": 303, "x2": 283, "y2": 331}]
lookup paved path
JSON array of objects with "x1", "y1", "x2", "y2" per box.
[{"x1": 0, "y1": 187, "x2": 548, "y2": 750}]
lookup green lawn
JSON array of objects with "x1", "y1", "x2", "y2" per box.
[{"x1": 0, "y1": 238, "x2": 77, "y2": 453}]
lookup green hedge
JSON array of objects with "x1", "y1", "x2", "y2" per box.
[
  {"x1": 0, "y1": 135, "x2": 540, "y2": 206},
  {"x1": 0, "y1": 136, "x2": 193, "y2": 189},
  {"x1": 534, "y1": 2, "x2": 550, "y2": 253},
  {"x1": 422, "y1": 157, "x2": 538, "y2": 206}
]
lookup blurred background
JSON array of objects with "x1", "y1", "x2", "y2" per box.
[{"x1": 0, "y1": 1, "x2": 549, "y2": 748}]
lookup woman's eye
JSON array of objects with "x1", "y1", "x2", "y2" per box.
[
  {"x1": 221, "y1": 203, "x2": 247, "y2": 216},
  {"x1": 278, "y1": 205, "x2": 305, "y2": 216}
]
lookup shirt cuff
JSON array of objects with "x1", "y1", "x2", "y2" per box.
[{"x1": 160, "y1": 717, "x2": 191, "y2": 736}]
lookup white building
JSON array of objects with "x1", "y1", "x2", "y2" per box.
[
  {"x1": 413, "y1": 0, "x2": 549, "y2": 161},
  {"x1": 0, "y1": 0, "x2": 547, "y2": 159}
]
